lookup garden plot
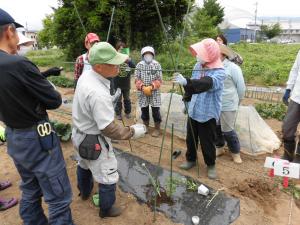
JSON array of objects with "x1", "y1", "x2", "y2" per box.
[{"x1": 116, "y1": 149, "x2": 240, "y2": 225}]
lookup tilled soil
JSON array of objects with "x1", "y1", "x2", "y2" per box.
[{"x1": 1, "y1": 84, "x2": 300, "y2": 225}]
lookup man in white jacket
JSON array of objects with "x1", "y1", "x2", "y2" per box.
[
  {"x1": 282, "y1": 50, "x2": 300, "y2": 163},
  {"x1": 72, "y1": 42, "x2": 146, "y2": 218}
]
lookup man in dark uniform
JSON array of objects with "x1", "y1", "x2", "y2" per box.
[
  {"x1": 113, "y1": 41, "x2": 135, "y2": 120},
  {"x1": 0, "y1": 8, "x2": 74, "y2": 225}
]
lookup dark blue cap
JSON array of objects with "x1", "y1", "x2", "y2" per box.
[{"x1": 0, "y1": 8, "x2": 23, "y2": 28}]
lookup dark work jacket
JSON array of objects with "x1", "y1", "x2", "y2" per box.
[
  {"x1": 0, "y1": 50, "x2": 62, "y2": 128},
  {"x1": 114, "y1": 59, "x2": 135, "y2": 90},
  {"x1": 182, "y1": 77, "x2": 213, "y2": 102}
]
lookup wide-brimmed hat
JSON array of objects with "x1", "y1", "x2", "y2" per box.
[
  {"x1": 18, "y1": 32, "x2": 34, "y2": 46},
  {"x1": 190, "y1": 38, "x2": 223, "y2": 69},
  {"x1": 89, "y1": 42, "x2": 128, "y2": 66},
  {"x1": 219, "y1": 44, "x2": 235, "y2": 59}
]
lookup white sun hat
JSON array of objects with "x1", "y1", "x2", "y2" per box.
[
  {"x1": 18, "y1": 32, "x2": 34, "y2": 47},
  {"x1": 141, "y1": 46, "x2": 155, "y2": 56}
]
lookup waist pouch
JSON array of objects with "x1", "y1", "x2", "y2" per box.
[
  {"x1": 79, "y1": 134, "x2": 103, "y2": 160},
  {"x1": 37, "y1": 121, "x2": 56, "y2": 152}
]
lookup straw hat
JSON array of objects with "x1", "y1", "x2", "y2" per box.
[{"x1": 219, "y1": 44, "x2": 235, "y2": 59}]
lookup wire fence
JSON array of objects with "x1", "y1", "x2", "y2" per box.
[{"x1": 245, "y1": 86, "x2": 284, "y2": 103}]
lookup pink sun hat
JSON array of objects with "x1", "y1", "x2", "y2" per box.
[{"x1": 189, "y1": 38, "x2": 223, "y2": 69}]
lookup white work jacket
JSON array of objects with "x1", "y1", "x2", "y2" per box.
[{"x1": 287, "y1": 50, "x2": 300, "y2": 104}]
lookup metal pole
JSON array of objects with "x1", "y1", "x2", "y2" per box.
[
  {"x1": 154, "y1": 0, "x2": 199, "y2": 176},
  {"x1": 170, "y1": 124, "x2": 174, "y2": 197},
  {"x1": 120, "y1": 117, "x2": 134, "y2": 152},
  {"x1": 106, "y1": 6, "x2": 115, "y2": 42},
  {"x1": 72, "y1": 1, "x2": 87, "y2": 34}
]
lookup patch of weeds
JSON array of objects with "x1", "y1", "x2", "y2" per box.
[
  {"x1": 255, "y1": 102, "x2": 287, "y2": 121},
  {"x1": 48, "y1": 76, "x2": 74, "y2": 88},
  {"x1": 281, "y1": 180, "x2": 300, "y2": 200},
  {"x1": 50, "y1": 120, "x2": 72, "y2": 141}
]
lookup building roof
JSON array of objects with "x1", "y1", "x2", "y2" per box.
[
  {"x1": 263, "y1": 20, "x2": 300, "y2": 30},
  {"x1": 219, "y1": 6, "x2": 260, "y2": 30}
]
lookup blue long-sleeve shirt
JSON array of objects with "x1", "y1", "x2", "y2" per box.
[
  {"x1": 221, "y1": 59, "x2": 245, "y2": 111},
  {"x1": 188, "y1": 63, "x2": 226, "y2": 123}
]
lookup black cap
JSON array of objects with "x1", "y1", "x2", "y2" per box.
[{"x1": 0, "y1": 8, "x2": 23, "y2": 28}]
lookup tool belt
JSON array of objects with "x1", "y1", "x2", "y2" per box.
[
  {"x1": 75, "y1": 130, "x2": 109, "y2": 160},
  {"x1": 79, "y1": 135, "x2": 102, "y2": 160}
]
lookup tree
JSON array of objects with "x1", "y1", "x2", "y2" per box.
[
  {"x1": 37, "y1": 15, "x2": 54, "y2": 48},
  {"x1": 188, "y1": 0, "x2": 224, "y2": 40},
  {"x1": 39, "y1": 0, "x2": 192, "y2": 59},
  {"x1": 260, "y1": 23, "x2": 282, "y2": 39},
  {"x1": 201, "y1": 0, "x2": 224, "y2": 26},
  {"x1": 191, "y1": 10, "x2": 218, "y2": 39}
]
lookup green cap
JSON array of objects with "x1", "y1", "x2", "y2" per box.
[{"x1": 89, "y1": 42, "x2": 128, "y2": 66}]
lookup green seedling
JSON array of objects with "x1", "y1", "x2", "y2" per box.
[
  {"x1": 142, "y1": 163, "x2": 161, "y2": 197},
  {"x1": 186, "y1": 179, "x2": 198, "y2": 191},
  {"x1": 165, "y1": 177, "x2": 182, "y2": 197}
]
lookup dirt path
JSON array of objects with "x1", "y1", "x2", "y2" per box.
[{"x1": 1, "y1": 83, "x2": 300, "y2": 225}]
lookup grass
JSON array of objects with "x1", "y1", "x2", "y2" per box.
[
  {"x1": 26, "y1": 49, "x2": 74, "y2": 72},
  {"x1": 27, "y1": 49, "x2": 75, "y2": 88},
  {"x1": 27, "y1": 42, "x2": 300, "y2": 87},
  {"x1": 48, "y1": 76, "x2": 74, "y2": 88},
  {"x1": 137, "y1": 42, "x2": 300, "y2": 86},
  {"x1": 231, "y1": 43, "x2": 300, "y2": 86},
  {"x1": 255, "y1": 102, "x2": 287, "y2": 121}
]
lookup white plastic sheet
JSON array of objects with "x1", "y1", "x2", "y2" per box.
[
  {"x1": 135, "y1": 93, "x2": 187, "y2": 139},
  {"x1": 235, "y1": 106, "x2": 281, "y2": 155},
  {"x1": 136, "y1": 93, "x2": 281, "y2": 155}
]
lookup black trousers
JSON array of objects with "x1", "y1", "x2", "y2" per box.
[
  {"x1": 186, "y1": 117, "x2": 217, "y2": 166},
  {"x1": 141, "y1": 106, "x2": 162, "y2": 123},
  {"x1": 115, "y1": 89, "x2": 131, "y2": 115},
  {"x1": 215, "y1": 124, "x2": 225, "y2": 147}
]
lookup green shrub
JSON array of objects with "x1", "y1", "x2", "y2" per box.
[
  {"x1": 155, "y1": 42, "x2": 300, "y2": 84},
  {"x1": 255, "y1": 102, "x2": 287, "y2": 121},
  {"x1": 50, "y1": 120, "x2": 72, "y2": 142},
  {"x1": 28, "y1": 43, "x2": 300, "y2": 86},
  {"x1": 48, "y1": 76, "x2": 74, "y2": 88}
]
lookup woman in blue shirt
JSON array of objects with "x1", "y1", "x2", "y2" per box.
[{"x1": 173, "y1": 38, "x2": 226, "y2": 179}]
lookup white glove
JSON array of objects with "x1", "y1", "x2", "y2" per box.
[
  {"x1": 173, "y1": 72, "x2": 187, "y2": 86},
  {"x1": 130, "y1": 123, "x2": 147, "y2": 139},
  {"x1": 112, "y1": 88, "x2": 122, "y2": 108}
]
